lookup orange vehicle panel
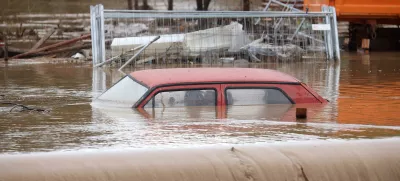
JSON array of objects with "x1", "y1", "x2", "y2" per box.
[{"x1": 304, "y1": 0, "x2": 400, "y2": 20}]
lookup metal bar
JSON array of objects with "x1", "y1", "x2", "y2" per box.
[
  {"x1": 330, "y1": 7, "x2": 341, "y2": 61},
  {"x1": 103, "y1": 11, "x2": 324, "y2": 16},
  {"x1": 322, "y1": 6, "x2": 333, "y2": 60},
  {"x1": 90, "y1": 6, "x2": 97, "y2": 65},
  {"x1": 104, "y1": 9, "x2": 307, "y2": 13},
  {"x1": 118, "y1": 36, "x2": 160, "y2": 73},
  {"x1": 92, "y1": 67, "x2": 107, "y2": 98},
  {"x1": 298, "y1": 32, "x2": 324, "y2": 44},
  {"x1": 254, "y1": 0, "x2": 274, "y2": 25},
  {"x1": 288, "y1": 18, "x2": 306, "y2": 41},
  {"x1": 273, "y1": 5, "x2": 290, "y2": 31},
  {"x1": 99, "y1": 4, "x2": 106, "y2": 64},
  {"x1": 94, "y1": 45, "x2": 145, "y2": 68},
  {"x1": 104, "y1": 12, "x2": 331, "y2": 19},
  {"x1": 263, "y1": 0, "x2": 273, "y2": 11},
  {"x1": 272, "y1": 0, "x2": 304, "y2": 32}
]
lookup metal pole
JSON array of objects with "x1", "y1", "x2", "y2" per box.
[
  {"x1": 118, "y1": 36, "x2": 160, "y2": 73},
  {"x1": 263, "y1": 0, "x2": 273, "y2": 11},
  {"x1": 92, "y1": 67, "x2": 107, "y2": 99},
  {"x1": 94, "y1": 45, "x2": 145, "y2": 68},
  {"x1": 99, "y1": 4, "x2": 106, "y2": 64},
  {"x1": 90, "y1": 5, "x2": 98, "y2": 66},
  {"x1": 330, "y1": 7, "x2": 341, "y2": 61},
  {"x1": 104, "y1": 12, "x2": 331, "y2": 19},
  {"x1": 288, "y1": 18, "x2": 306, "y2": 41},
  {"x1": 297, "y1": 32, "x2": 324, "y2": 44},
  {"x1": 322, "y1": 6, "x2": 333, "y2": 60},
  {"x1": 255, "y1": 0, "x2": 274, "y2": 25}
]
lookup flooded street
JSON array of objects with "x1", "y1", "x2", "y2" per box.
[{"x1": 1, "y1": 52, "x2": 400, "y2": 153}]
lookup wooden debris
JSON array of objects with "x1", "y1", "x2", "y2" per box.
[
  {"x1": 30, "y1": 28, "x2": 57, "y2": 51},
  {"x1": 11, "y1": 34, "x2": 91, "y2": 59},
  {"x1": 32, "y1": 43, "x2": 91, "y2": 57}
]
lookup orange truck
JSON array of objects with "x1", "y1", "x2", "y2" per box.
[
  {"x1": 304, "y1": 0, "x2": 400, "y2": 51},
  {"x1": 304, "y1": 0, "x2": 400, "y2": 23}
]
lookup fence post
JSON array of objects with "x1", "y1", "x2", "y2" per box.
[
  {"x1": 322, "y1": 5, "x2": 333, "y2": 61},
  {"x1": 99, "y1": 4, "x2": 106, "y2": 65},
  {"x1": 330, "y1": 6, "x2": 341, "y2": 61},
  {"x1": 91, "y1": 5, "x2": 106, "y2": 97},
  {"x1": 90, "y1": 4, "x2": 105, "y2": 66},
  {"x1": 90, "y1": 5, "x2": 97, "y2": 66}
]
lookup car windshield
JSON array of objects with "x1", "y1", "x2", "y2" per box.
[{"x1": 95, "y1": 76, "x2": 148, "y2": 107}]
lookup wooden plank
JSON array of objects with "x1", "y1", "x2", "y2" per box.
[
  {"x1": 31, "y1": 43, "x2": 92, "y2": 57},
  {"x1": 30, "y1": 28, "x2": 57, "y2": 51},
  {"x1": 11, "y1": 34, "x2": 91, "y2": 59}
]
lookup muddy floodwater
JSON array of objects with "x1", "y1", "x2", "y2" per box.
[{"x1": 1, "y1": 52, "x2": 400, "y2": 153}]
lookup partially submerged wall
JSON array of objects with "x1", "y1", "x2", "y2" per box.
[{"x1": 1, "y1": 138, "x2": 399, "y2": 181}]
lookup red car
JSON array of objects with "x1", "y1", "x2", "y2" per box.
[{"x1": 96, "y1": 68, "x2": 327, "y2": 109}]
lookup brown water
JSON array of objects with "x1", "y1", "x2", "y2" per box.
[{"x1": 1, "y1": 52, "x2": 400, "y2": 153}]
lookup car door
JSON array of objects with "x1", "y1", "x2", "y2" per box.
[
  {"x1": 220, "y1": 83, "x2": 327, "y2": 121},
  {"x1": 137, "y1": 84, "x2": 223, "y2": 119},
  {"x1": 220, "y1": 83, "x2": 295, "y2": 120}
]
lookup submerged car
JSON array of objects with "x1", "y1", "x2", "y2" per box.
[{"x1": 94, "y1": 68, "x2": 327, "y2": 109}]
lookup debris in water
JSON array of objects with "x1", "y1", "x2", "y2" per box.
[
  {"x1": 242, "y1": 38, "x2": 304, "y2": 60},
  {"x1": 220, "y1": 57, "x2": 235, "y2": 63},
  {"x1": 1, "y1": 102, "x2": 49, "y2": 113},
  {"x1": 71, "y1": 53, "x2": 85, "y2": 59},
  {"x1": 10, "y1": 34, "x2": 91, "y2": 59}
]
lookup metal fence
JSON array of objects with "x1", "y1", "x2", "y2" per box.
[{"x1": 90, "y1": 3, "x2": 340, "y2": 67}]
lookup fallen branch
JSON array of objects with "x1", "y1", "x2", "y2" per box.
[{"x1": 11, "y1": 34, "x2": 91, "y2": 59}]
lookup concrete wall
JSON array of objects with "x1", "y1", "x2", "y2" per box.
[{"x1": 0, "y1": 138, "x2": 399, "y2": 181}]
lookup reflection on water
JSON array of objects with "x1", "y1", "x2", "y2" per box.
[{"x1": 1, "y1": 52, "x2": 400, "y2": 153}]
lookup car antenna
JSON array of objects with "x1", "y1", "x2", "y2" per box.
[{"x1": 118, "y1": 35, "x2": 160, "y2": 75}]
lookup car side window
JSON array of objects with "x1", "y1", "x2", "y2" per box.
[
  {"x1": 145, "y1": 89, "x2": 216, "y2": 108},
  {"x1": 226, "y1": 88, "x2": 292, "y2": 105}
]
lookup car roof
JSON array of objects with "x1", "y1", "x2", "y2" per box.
[{"x1": 130, "y1": 68, "x2": 300, "y2": 88}]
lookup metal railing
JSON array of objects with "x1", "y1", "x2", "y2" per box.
[{"x1": 90, "y1": 4, "x2": 340, "y2": 67}]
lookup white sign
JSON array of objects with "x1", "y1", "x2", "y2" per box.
[{"x1": 312, "y1": 24, "x2": 331, "y2": 31}]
